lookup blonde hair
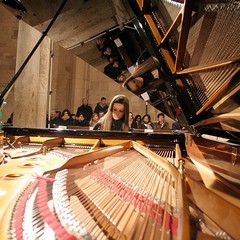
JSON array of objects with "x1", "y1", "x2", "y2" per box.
[{"x1": 99, "y1": 95, "x2": 129, "y2": 131}]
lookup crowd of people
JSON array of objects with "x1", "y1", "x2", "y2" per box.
[
  {"x1": 48, "y1": 95, "x2": 185, "y2": 131},
  {"x1": 96, "y1": 35, "x2": 167, "y2": 109},
  {"x1": 96, "y1": 36, "x2": 128, "y2": 81}
]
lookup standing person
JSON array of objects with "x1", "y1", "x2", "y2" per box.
[
  {"x1": 93, "y1": 95, "x2": 129, "y2": 131},
  {"x1": 76, "y1": 98, "x2": 93, "y2": 122},
  {"x1": 140, "y1": 114, "x2": 154, "y2": 129},
  {"x1": 94, "y1": 97, "x2": 109, "y2": 114},
  {"x1": 154, "y1": 113, "x2": 170, "y2": 130}
]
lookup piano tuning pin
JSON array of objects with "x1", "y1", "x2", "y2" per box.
[
  {"x1": 42, "y1": 146, "x2": 47, "y2": 155},
  {"x1": 17, "y1": 141, "x2": 22, "y2": 149},
  {"x1": 178, "y1": 159, "x2": 185, "y2": 175}
]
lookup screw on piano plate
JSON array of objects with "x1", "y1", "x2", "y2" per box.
[
  {"x1": 17, "y1": 141, "x2": 22, "y2": 149},
  {"x1": 42, "y1": 146, "x2": 47, "y2": 155},
  {"x1": 178, "y1": 159, "x2": 185, "y2": 175}
]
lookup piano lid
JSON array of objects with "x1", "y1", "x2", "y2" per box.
[
  {"x1": 1, "y1": 0, "x2": 240, "y2": 141},
  {"x1": 123, "y1": 0, "x2": 240, "y2": 141}
]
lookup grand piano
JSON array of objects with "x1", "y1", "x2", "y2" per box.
[{"x1": 0, "y1": 0, "x2": 239, "y2": 239}]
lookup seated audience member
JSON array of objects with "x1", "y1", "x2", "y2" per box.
[
  {"x1": 140, "y1": 114, "x2": 154, "y2": 129},
  {"x1": 93, "y1": 95, "x2": 129, "y2": 131},
  {"x1": 104, "y1": 60, "x2": 124, "y2": 80},
  {"x1": 49, "y1": 110, "x2": 57, "y2": 127},
  {"x1": 98, "y1": 110, "x2": 105, "y2": 119},
  {"x1": 60, "y1": 109, "x2": 74, "y2": 126},
  {"x1": 101, "y1": 47, "x2": 115, "y2": 59},
  {"x1": 116, "y1": 70, "x2": 131, "y2": 84},
  {"x1": 55, "y1": 110, "x2": 62, "y2": 120},
  {"x1": 131, "y1": 114, "x2": 142, "y2": 129},
  {"x1": 96, "y1": 37, "x2": 107, "y2": 51},
  {"x1": 71, "y1": 113, "x2": 78, "y2": 125},
  {"x1": 75, "y1": 113, "x2": 90, "y2": 126},
  {"x1": 129, "y1": 112, "x2": 134, "y2": 129},
  {"x1": 76, "y1": 98, "x2": 93, "y2": 122},
  {"x1": 154, "y1": 113, "x2": 170, "y2": 130},
  {"x1": 50, "y1": 110, "x2": 62, "y2": 127},
  {"x1": 94, "y1": 97, "x2": 109, "y2": 114},
  {"x1": 89, "y1": 113, "x2": 99, "y2": 127}
]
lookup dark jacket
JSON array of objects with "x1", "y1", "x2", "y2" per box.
[
  {"x1": 93, "y1": 119, "x2": 123, "y2": 131},
  {"x1": 154, "y1": 122, "x2": 170, "y2": 130},
  {"x1": 76, "y1": 105, "x2": 93, "y2": 122},
  {"x1": 94, "y1": 103, "x2": 109, "y2": 114}
]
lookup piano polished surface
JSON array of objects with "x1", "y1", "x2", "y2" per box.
[{"x1": 0, "y1": 0, "x2": 240, "y2": 239}]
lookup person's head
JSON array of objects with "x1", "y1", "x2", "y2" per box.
[
  {"x1": 82, "y1": 98, "x2": 88, "y2": 106},
  {"x1": 112, "y1": 61, "x2": 120, "y2": 68},
  {"x1": 100, "y1": 95, "x2": 129, "y2": 131},
  {"x1": 157, "y1": 113, "x2": 165, "y2": 123},
  {"x1": 78, "y1": 113, "x2": 85, "y2": 122},
  {"x1": 129, "y1": 112, "x2": 134, "y2": 121},
  {"x1": 56, "y1": 111, "x2": 61, "y2": 118},
  {"x1": 50, "y1": 110, "x2": 57, "y2": 119},
  {"x1": 62, "y1": 109, "x2": 71, "y2": 119},
  {"x1": 100, "y1": 97, "x2": 107, "y2": 105},
  {"x1": 122, "y1": 56, "x2": 160, "y2": 93},
  {"x1": 116, "y1": 70, "x2": 131, "y2": 83},
  {"x1": 135, "y1": 114, "x2": 141, "y2": 122},
  {"x1": 111, "y1": 99, "x2": 126, "y2": 121},
  {"x1": 71, "y1": 113, "x2": 76, "y2": 120},
  {"x1": 91, "y1": 113, "x2": 99, "y2": 122},
  {"x1": 142, "y1": 114, "x2": 151, "y2": 124},
  {"x1": 124, "y1": 77, "x2": 144, "y2": 92},
  {"x1": 98, "y1": 111, "x2": 104, "y2": 119},
  {"x1": 96, "y1": 37, "x2": 105, "y2": 47},
  {"x1": 102, "y1": 47, "x2": 112, "y2": 57}
]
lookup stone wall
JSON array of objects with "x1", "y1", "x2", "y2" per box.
[{"x1": 0, "y1": 5, "x2": 19, "y2": 124}]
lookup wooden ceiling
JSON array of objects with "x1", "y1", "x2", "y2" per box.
[{"x1": 2, "y1": 0, "x2": 132, "y2": 69}]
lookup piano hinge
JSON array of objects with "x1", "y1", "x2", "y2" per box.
[{"x1": 231, "y1": 147, "x2": 238, "y2": 165}]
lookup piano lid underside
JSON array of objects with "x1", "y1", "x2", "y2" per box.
[{"x1": 129, "y1": 0, "x2": 240, "y2": 132}]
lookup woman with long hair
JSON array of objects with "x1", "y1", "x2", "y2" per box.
[
  {"x1": 93, "y1": 95, "x2": 129, "y2": 131},
  {"x1": 131, "y1": 114, "x2": 142, "y2": 129},
  {"x1": 122, "y1": 56, "x2": 164, "y2": 95}
]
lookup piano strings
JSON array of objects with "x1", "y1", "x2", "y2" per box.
[{"x1": 9, "y1": 147, "x2": 182, "y2": 240}]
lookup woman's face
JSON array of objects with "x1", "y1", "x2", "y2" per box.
[
  {"x1": 93, "y1": 114, "x2": 99, "y2": 121},
  {"x1": 143, "y1": 116, "x2": 150, "y2": 123},
  {"x1": 127, "y1": 77, "x2": 143, "y2": 92},
  {"x1": 112, "y1": 103, "x2": 125, "y2": 120}
]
